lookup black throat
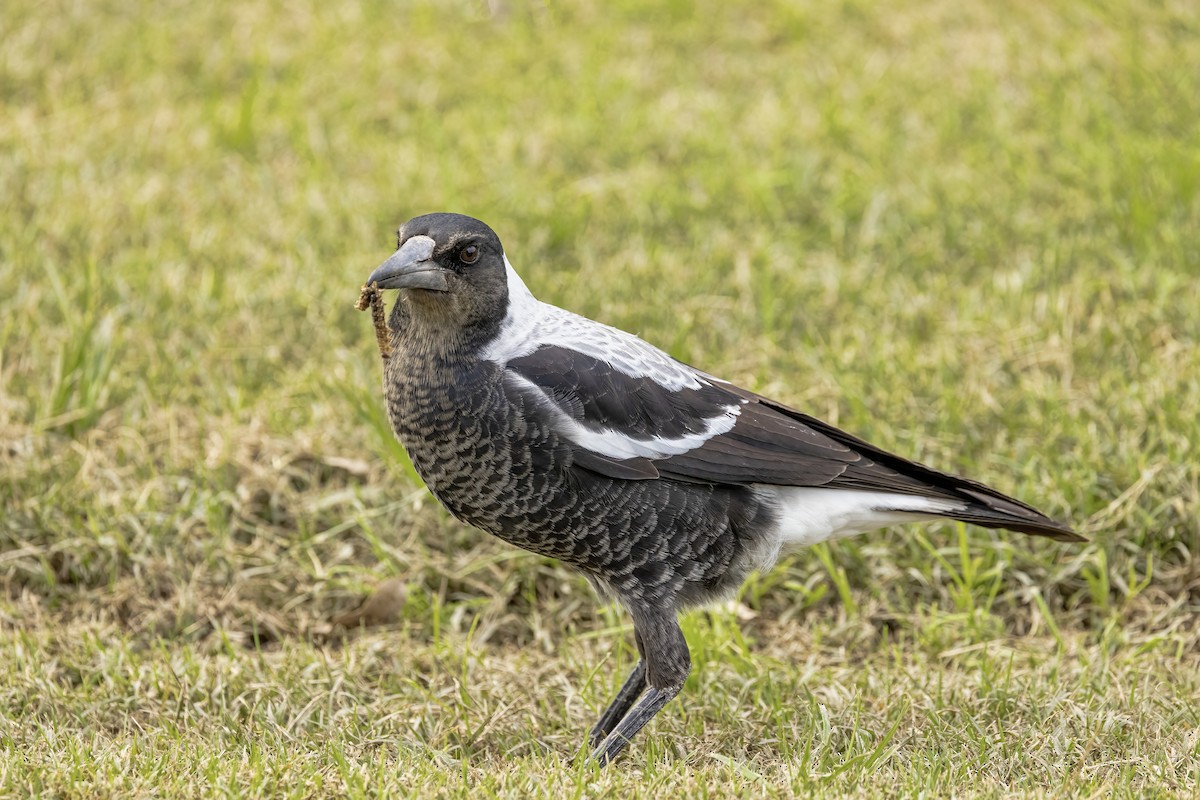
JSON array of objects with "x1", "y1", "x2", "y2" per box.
[{"x1": 387, "y1": 290, "x2": 506, "y2": 369}]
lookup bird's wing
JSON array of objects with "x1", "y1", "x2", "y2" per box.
[
  {"x1": 500, "y1": 334, "x2": 943, "y2": 497},
  {"x1": 494, "y1": 304, "x2": 1078, "y2": 540}
]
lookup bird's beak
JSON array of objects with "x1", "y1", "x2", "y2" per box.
[{"x1": 367, "y1": 235, "x2": 449, "y2": 292}]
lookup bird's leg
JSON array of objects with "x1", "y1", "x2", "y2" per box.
[
  {"x1": 590, "y1": 611, "x2": 690, "y2": 766},
  {"x1": 587, "y1": 658, "x2": 647, "y2": 748},
  {"x1": 591, "y1": 684, "x2": 683, "y2": 766}
]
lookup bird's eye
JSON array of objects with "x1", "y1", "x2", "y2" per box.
[{"x1": 460, "y1": 245, "x2": 480, "y2": 264}]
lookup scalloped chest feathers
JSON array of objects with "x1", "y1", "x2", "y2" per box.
[{"x1": 381, "y1": 347, "x2": 583, "y2": 554}]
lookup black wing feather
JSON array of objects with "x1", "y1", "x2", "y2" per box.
[{"x1": 508, "y1": 346, "x2": 732, "y2": 438}]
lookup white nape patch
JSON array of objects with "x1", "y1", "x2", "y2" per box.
[
  {"x1": 481, "y1": 257, "x2": 708, "y2": 392},
  {"x1": 758, "y1": 486, "x2": 966, "y2": 549},
  {"x1": 480, "y1": 256, "x2": 551, "y2": 364},
  {"x1": 507, "y1": 373, "x2": 741, "y2": 460}
]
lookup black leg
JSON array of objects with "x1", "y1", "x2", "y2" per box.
[
  {"x1": 588, "y1": 610, "x2": 690, "y2": 766},
  {"x1": 588, "y1": 659, "x2": 647, "y2": 748},
  {"x1": 590, "y1": 684, "x2": 682, "y2": 766}
]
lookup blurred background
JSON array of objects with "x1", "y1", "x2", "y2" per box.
[{"x1": 1, "y1": 0, "x2": 1198, "y2": 793}]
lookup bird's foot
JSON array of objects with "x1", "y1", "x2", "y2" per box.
[{"x1": 585, "y1": 685, "x2": 679, "y2": 767}]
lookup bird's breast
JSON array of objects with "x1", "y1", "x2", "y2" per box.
[{"x1": 383, "y1": 356, "x2": 562, "y2": 534}]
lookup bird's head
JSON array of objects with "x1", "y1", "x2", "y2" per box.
[{"x1": 367, "y1": 212, "x2": 510, "y2": 332}]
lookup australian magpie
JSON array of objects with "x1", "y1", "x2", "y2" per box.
[{"x1": 364, "y1": 212, "x2": 1081, "y2": 765}]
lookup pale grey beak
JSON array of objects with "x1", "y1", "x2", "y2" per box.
[{"x1": 367, "y1": 235, "x2": 449, "y2": 292}]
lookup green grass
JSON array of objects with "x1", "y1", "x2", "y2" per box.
[{"x1": 2, "y1": 0, "x2": 1198, "y2": 796}]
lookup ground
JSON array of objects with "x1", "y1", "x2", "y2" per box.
[{"x1": 2, "y1": 0, "x2": 1198, "y2": 797}]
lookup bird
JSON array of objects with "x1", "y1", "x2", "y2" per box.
[{"x1": 363, "y1": 212, "x2": 1082, "y2": 765}]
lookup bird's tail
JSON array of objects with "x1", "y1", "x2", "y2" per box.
[
  {"x1": 936, "y1": 481, "x2": 1083, "y2": 541},
  {"x1": 776, "y1": 405, "x2": 1084, "y2": 542}
]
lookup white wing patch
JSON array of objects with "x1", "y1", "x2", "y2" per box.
[
  {"x1": 507, "y1": 373, "x2": 742, "y2": 461},
  {"x1": 483, "y1": 257, "x2": 706, "y2": 392},
  {"x1": 757, "y1": 486, "x2": 966, "y2": 549}
]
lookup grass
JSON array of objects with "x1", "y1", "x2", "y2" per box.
[{"x1": 1, "y1": 0, "x2": 1198, "y2": 795}]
